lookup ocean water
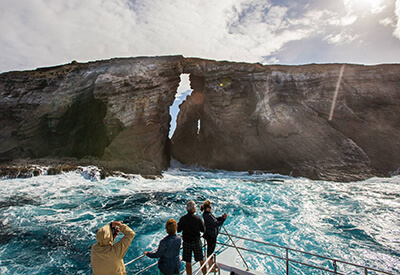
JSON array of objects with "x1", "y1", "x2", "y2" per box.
[{"x1": 0, "y1": 166, "x2": 399, "y2": 274}]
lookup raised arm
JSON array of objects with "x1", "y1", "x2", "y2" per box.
[
  {"x1": 113, "y1": 224, "x2": 135, "y2": 259},
  {"x1": 217, "y1": 213, "x2": 227, "y2": 226}
]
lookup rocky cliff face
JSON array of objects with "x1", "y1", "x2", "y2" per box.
[
  {"x1": 172, "y1": 59, "x2": 400, "y2": 181},
  {"x1": 0, "y1": 56, "x2": 183, "y2": 176},
  {"x1": 1, "y1": 56, "x2": 399, "y2": 181}
]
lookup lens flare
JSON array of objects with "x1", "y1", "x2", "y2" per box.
[{"x1": 329, "y1": 64, "x2": 346, "y2": 121}]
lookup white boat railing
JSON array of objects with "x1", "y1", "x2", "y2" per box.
[
  {"x1": 125, "y1": 242, "x2": 210, "y2": 275},
  {"x1": 222, "y1": 225, "x2": 250, "y2": 271},
  {"x1": 218, "y1": 232, "x2": 397, "y2": 275},
  {"x1": 125, "y1": 232, "x2": 397, "y2": 275},
  {"x1": 194, "y1": 253, "x2": 219, "y2": 275}
]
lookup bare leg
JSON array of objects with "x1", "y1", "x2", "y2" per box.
[
  {"x1": 200, "y1": 260, "x2": 207, "y2": 275},
  {"x1": 208, "y1": 257, "x2": 218, "y2": 272},
  {"x1": 208, "y1": 257, "x2": 214, "y2": 269},
  {"x1": 186, "y1": 262, "x2": 192, "y2": 275}
]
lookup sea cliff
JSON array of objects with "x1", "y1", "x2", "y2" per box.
[{"x1": 1, "y1": 56, "x2": 399, "y2": 181}]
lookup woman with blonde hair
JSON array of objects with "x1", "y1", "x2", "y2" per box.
[
  {"x1": 201, "y1": 200, "x2": 227, "y2": 270},
  {"x1": 144, "y1": 218, "x2": 182, "y2": 275}
]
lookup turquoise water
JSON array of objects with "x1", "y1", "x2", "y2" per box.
[{"x1": 0, "y1": 166, "x2": 399, "y2": 274}]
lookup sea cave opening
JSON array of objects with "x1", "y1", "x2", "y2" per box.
[{"x1": 169, "y1": 73, "x2": 193, "y2": 138}]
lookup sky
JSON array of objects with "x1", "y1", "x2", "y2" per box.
[
  {"x1": 169, "y1": 74, "x2": 191, "y2": 137},
  {"x1": 1, "y1": 0, "x2": 400, "y2": 74}
]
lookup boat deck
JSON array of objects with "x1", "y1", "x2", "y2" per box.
[
  {"x1": 125, "y1": 229, "x2": 397, "y2": 275},
  {"x1": 217, "y1": 239, "x2": 264, "y2": 275}
]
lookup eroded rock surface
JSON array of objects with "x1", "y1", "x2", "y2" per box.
[
  {"x1": 1, "y1": 56, "x2": 399, "y2": 181},
  {"x1": 172, "y1": 59, "x2": 400, "y2": 181},
  {"x1": 0, "y1": 56, "x2": 183, "y2": 176}
]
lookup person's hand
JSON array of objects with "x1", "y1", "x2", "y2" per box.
[
  {"x1": 111, "y1": 221, "x2": 121, "y2": 238},
  {"x1": 111, "y1": 221, "x2": 121, "y2": 228},
  {"x1": 144, "y1": 251, "x2": 149, "y2": 255}
]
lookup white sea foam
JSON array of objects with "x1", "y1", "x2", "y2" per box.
[{"x1": 0, "y1": 169, "x2": 399, "y2": 274}]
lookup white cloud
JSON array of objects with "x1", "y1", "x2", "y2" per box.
[
  {"x1": 343, "y1": 0, "x2": 386, "y2": 15},
  {"x1": 380, "y1": 17, "x2": 395, "y2": 27},
  {"x1": 176, "y1": 74, "x2": 192, "y2": 99},
  {"x1": 0, "y1": 0, "x2": 399, "y2": 72},
  {"x1": 324, "y1": 31, "x2": 359, "y2": 44},
  {"x1": 370, "y1": 0, "x2": 386, "y2": 14},
  {"x1": 0, "y1": 0, "x2": 291, "y2": 70},
  {"x1": 288, "y1": 9, "x2": 357, "y2": 30},
  {"x1": 395, "y1": 0, "x2": 400, "y2": 39},
  {"x1": 0, "y1": 0, "x2": 140, "y2": 71}
]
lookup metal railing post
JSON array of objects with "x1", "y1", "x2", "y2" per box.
[
  {"x1": 365, "y1": 267, "x2": 368, "y2": 275},
  {"x1": 204, "y1": 238, "x2": 207, "y2": 258},
  {"x1": 286, "y1": 248, "x2": 289, "y2": 275},
  {"x1": 213, "y1": 253, "x2": 217, "y2": 275},
  {"x1": 217, "y1": 252, "x2": 221, "y2": 275},
  {"x1": 333, "y1": 260, "x2": 337, "y2": 274}
]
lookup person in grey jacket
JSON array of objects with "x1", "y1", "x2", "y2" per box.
[
  {"x1": 201, "y1": 200, "x2": 227, "y2": 271},
  {"x1": 144, "y1": 219, "x2": 182, "y2": 275}
]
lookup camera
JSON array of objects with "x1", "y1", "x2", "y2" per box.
[
  {"x1": 112, "y1": 226, "x2": 120, "y2": 235},
  {"x1": 110, "y1": 223, "x2": 120, "y2": 235}
]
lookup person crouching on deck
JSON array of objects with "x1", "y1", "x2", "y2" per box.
[{"x1": 144, "y1": 218, "x2": 182, "y2": 275}]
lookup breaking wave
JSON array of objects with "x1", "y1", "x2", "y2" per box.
[{"x1": 0, "y1": 167, "x2": 399, "y2": 274}]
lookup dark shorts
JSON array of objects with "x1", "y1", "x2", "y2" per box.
[{"x1": 182, "y1": 239, "x2": 204, "y2": 263}]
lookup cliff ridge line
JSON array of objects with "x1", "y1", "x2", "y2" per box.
[{"x1": 1, "y1": 56, "x2": 399, "y2": 181}]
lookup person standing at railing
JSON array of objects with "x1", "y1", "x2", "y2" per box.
[
  {"x1": 91, "y1": 221, "x2": 135, "y2": 275},
  {"x1": 144, "y1": 218, "x2": 182, "y2": 275},
  {"x1": 178, "y1": 200, "x2": 207, "y2": 275},
  {"x1": 201, "y1": 200, "x2": 227, "y2": 271}
]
